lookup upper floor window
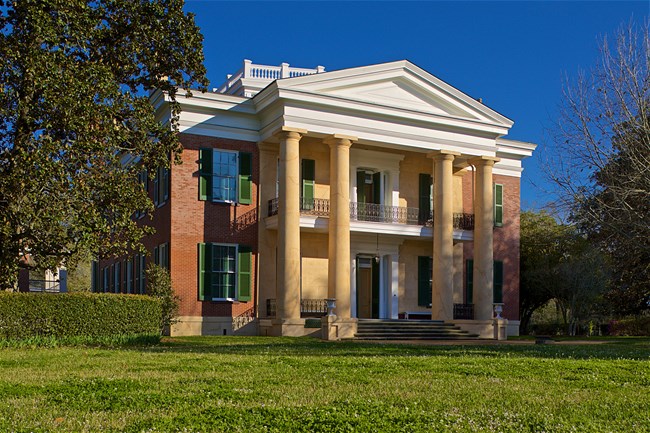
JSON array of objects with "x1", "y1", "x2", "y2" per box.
[
  {"x1": 153, "y1": 167, "x2": 170, "y2": 207},
  {"x1": 494, "y1": 184, "x2": 503, "y2": 227},
  {"x1": 199, "y1": 149, "x2": 252, "y2": 204}
]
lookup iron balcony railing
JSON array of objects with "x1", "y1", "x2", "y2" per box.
[
  {"x1": 453, "y1": 303, "x2": 475, "y2": 320},
  {"x1": 268, "y1": 198, "x2": 474, "y2": 230},
  {"x1": 266, "y1": 298, "x2": 328, "y2": 318}
]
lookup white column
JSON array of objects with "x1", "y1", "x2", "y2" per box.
[
  {"x1": 276, "y1": 127, "x2": 307, "y2": 320},
  {"x1": 428, "y1": 150, "x2": 460, "y2": 321},
  {"x1": 470, "y1": 156, "x2": 500, "y2": 321}
]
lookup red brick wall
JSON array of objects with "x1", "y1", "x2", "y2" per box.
[
  {"x1": 171, "y1": 133, "x2": 258, "y2": 318},
  {"x1": 96, "y1": 172, "x2": 171, "y2": 294},
  {"x1": 462, "y1": 172, "x2": 521, "y2": 320}
]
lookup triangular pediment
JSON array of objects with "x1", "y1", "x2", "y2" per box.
[{"x1": 274, "y1": 60, "x2": 513, "y2": 128}]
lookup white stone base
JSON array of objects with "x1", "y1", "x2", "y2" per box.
[
  {"x1": 170, "y1": 316, "x2": 258, "y2": 337},
  {"x1": 321, "y1": 316, "x2": 358, "y2": 340},
  {"x1": 507, "y1": 320, "x2": 521, "y2": 337},
  {"x1": 258, "y1": 318, "x2": 321, "y2": 337}
]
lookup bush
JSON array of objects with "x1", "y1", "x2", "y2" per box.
[
  {"x1": 145, "y1": 264, "x2": 180, "y2": 334},
  {"x1": 609, "y1": 316, "x2": 650, "y2": 336},
  {"x1": 0, "y1": 292, "x2": 162, "y2": 341}
]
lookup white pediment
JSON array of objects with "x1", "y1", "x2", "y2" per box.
[{"x1": 273, "y1": 60, "x2": 513, "y2": 128}]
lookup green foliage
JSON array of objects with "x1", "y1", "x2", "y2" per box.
[
  {"x1": 520, "y1": 211, "x2": 609, "y2": 335},
  {"x1": 546, "y1": 23, "x2": 649, "y2": 316},
  {"x1": 66, "y1": 259, "x2": 91, "y2": 292},
  {"x1": 610, "y1": 316, "x2": 650, "y2": 336},
  {"x1": 145, "y1": 263, "x2": 179, "y2": 332},
  {"x1": 0, "y1": 1, "x2": 208, "y2": 289},
  {"x1": 0, "y1": 337, "x2": 648, "y2": 432},
  {"x1": 0, "y1": 292, "x2": 162, "y2": 341}
]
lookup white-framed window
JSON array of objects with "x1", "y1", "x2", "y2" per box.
[
  {"x1": 198, "y1": 243, "x2": 252, "y2": 302},
  {"x1": 135, "y1": 170, "x2": 148, "y2": 219},
  {"x1": 199, "y1": 149, "x2": 252, "y2": 205},
  {"x1": 153, "y1": 167, "x2": 170, "y2": 207},
  {"x1": 154, "y1": 242, "x2": 169, "y2": 269}
]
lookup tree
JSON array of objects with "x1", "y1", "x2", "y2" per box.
[
  {"x1": 0, "y1": 1, "x2": 208, "y2": 289},
  {"x1": 146, "y1": 263, "x2": 180, "y2": 334},
  {"x1": 545, "y1": 22, "x2": 649, "y2": 314},
  {"x1": 520, "y1": 210, "x2": 609, "y2": 335}
]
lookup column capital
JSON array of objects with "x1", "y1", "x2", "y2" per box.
[
  {"x1": 273, "y1": 126, "x2": 308, "y2": 141},
  {"x1": 468, "y1": 155, "x2": 500, "y2": 167},
  {"x1": 323, "y1": 133, "x2": 357, "y2": 148},
  {"x1": 257, "y1": 141, "x2": 278, "y2": 153},
  {"x1": 427, "y1": 150, "x2": 461, "y2": 161}
]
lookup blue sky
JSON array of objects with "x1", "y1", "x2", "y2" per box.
[{"x1": 184, "y1": 1, "x2": 648, "y2": 210}]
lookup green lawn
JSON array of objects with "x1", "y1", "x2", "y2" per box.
[{"x1": 1, "y1": 337, "x2": 649, "y2": 432}]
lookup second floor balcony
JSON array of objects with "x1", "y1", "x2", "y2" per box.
[{"x1": 267, "y1": 198, "x2": 475, "y2": 232}]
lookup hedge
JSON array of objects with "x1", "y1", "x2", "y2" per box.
[{"x1": 0, "y1": 292, "x2": 163, "y2": 341}]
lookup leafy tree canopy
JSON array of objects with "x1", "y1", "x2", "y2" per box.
[
  {"x1": 0, "y1": 0, "x2": 208, "y2": 289},
  {"x1": 545, "y1": 22, "x2": 649, "y2": 315}
]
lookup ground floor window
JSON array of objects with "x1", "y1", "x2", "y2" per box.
[{"x1": 198, "y1": 243, "x2": 251, "y2": 302}]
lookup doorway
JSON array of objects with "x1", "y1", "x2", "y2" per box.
[
  {"x1": 356, "y1": 256, "x2": 379, "y2": 319},
  {"x1": 356, "y1": 170, "x2": 381, "y2": 221}
]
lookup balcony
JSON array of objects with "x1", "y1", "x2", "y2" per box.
[{"x1": 267, "y1": 198, "x2": 474, "y2": 230}]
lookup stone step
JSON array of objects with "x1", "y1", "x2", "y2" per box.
[{"x1": 354, "y1": 319, "x2": 478, "y2": 340}]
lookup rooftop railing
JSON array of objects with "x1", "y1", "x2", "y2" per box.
[
  {"x1": 215, "y1": 60, "x2": 325, "y2": 94},
  {"x1": 267, "y1": 198, "x2": 474, "y2": 230}
]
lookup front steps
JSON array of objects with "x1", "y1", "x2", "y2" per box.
[{"x1": 355, "y1": 319, "x2": 480, "y2": 340}]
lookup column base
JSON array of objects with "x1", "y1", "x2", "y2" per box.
[
  {"x1": 321, "y1": 316, "x2": 358, "y2": 341},
  {"x1": 259, "y1": 318, "x2": 321, "y2": 337}
]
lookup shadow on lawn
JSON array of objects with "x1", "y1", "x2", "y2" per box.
[{"x1": 119, "y1": 336, "x2": 650, "y2": 361}]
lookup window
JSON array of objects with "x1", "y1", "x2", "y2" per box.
[
  {"x1": 493, "y1": 261, "x2": 504, "y2": 303},
  {"x1": 126, "y1": 259, "x2": 133, "y2": 294},
  {"x1": 102, "y1": 267, "x2": 108, "y2": 292},
  {"x1": 153, "y1": 167, "x2": 169, "y2": 207},
  {"x1": 139, "y1": 254, "x2": 146, "y2": 294},
  {"x1": 114, "y1": 262, "x2": 121, "y2": 293},
  {"x1": 419, "y1": 173, "x2": 433, "y2": 224},
  {"x1": 494, "y1": 184, "x2": 503, "y2": 227},
  {"x1": 466, "y1": 259, "x2": 474, "y2": 303},
  {"x1": 154, "y1": 243, "x2": 169, "y2": 269},
  {"x1": 198, "y1": 243, "x2": 252, "y2": 301},
  {"x1": 465, "y1": 259, "x2": 503, "y2": 304},
  {"x1": 302, "y1": 159, "x2": 315, "y2": 210},
  {"x1": 135, "y1": 170, "x2": 148, "y2": 219},
  {"x1": 417, "y1": 256, "x2": 433, "y2": 307},
  {"x1": 91, "y1": 261, "x2": 99, "y2": 292},
  {"x1": 199, "y1": 149, "x2": 252, "y2": 204}
]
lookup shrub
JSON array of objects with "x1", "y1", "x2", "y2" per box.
[
  {"x1": 0, "y1": 292, "x2": 162, "y2": 341},
  {"x1": 609, "y1": 316, "x2": 650, "y2": 336},
  {"x1": 145, "y1": 264, "x2": 180, "y2": 333}
]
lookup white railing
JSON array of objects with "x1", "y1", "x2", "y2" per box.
[{"x1": 215, "y1": 60, "x2": 325, "y2": 94}]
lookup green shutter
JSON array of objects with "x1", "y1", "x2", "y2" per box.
[
  {"x1": 356, "y1": 170, "x2": 366, "y2": 204},
  {"x1": 417, "y1": 256, "x2": 432, "y2": 307},
  {"x1": 372, "y1": 172, "x2": 381, "y2": 204},
  {"x1": 237, "y1": 246, "x2": 252, "y2": 302},
  {"x1": 493, "y1": 261, "x2": 504, "y2": 303},
  {"x1": 153, "y1": 169, "x2": 160, "y2": 206},
  {"x1": 302, "y1": 159, "x2": 315, "y2": 210},
  {"x1": 198, "y1": 243, "x2": 212, "y2": 301},
  {"x1": 199, "y1": 148, "x2": 213, "y2": 201},
  {"x1": 419, "y1": 173, "x2": 432, "y2": 223},
  {"x1": 238, "y1": 152, "x2": 252, "y2": 204},
  {"x1": 466, "y1": 259, "x2": 474, "y2": 304},
  {"x1": 494, "y1": 184, "x2": 503, "y2": 227},
  {"x1": 154, "y1": 246, "x2": 159, "y2": 266}
]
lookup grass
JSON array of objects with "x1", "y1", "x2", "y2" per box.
[{"x1": 0, "y1": 337, "x2": 648, "y2": 432}]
